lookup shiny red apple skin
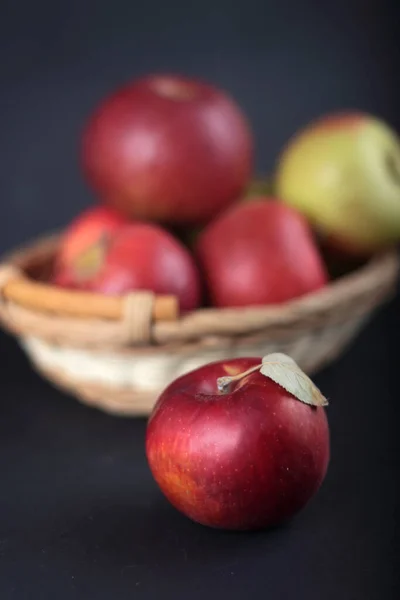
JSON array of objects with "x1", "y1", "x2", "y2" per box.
[
  {"x1": 85, "y1": 223, "x2": 201, "y2": 312},
  {"x1": 81, "y1": 74, "x2": 254, "y2": 224},
  {"x1": 53, "y1": 205, "x2": 128, "y2": 288},
  {"x1": 196, "y1": 198, "x2": 328, "y2": 308},
  {"x1": 146, "y1": 357, "x2": 330, "y2": 531}
]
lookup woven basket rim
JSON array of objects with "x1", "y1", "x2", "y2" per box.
[
  {"x1": 0, "y1": 232, "x2": 398, "y2": 346},
  {"x1": 1, "y1": 231, "x2": 398, "y2": 315}
]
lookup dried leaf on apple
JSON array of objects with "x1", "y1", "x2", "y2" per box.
[{"x1": 260, "y1": 353, "x2": 328, "y2": 407}]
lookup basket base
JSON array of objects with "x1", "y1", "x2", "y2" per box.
[{"x1": 20, "y1": 316, "x2": 369, "y2": 416}]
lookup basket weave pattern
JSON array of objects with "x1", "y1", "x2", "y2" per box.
[{"x1": 0, "y1": 234, "x2": 398, "y2": 416}]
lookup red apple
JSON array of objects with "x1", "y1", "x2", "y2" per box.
[
  {"x1": 196, "y1": 198, "x2": 328, "y2": 308},
  {"x1": 81, "y1": 74, "x2": 254, "y2": 224},
  {"x1": 53, "y1": 205, "x2": 128, "y2": 287},
  {"x1": 146, "y1": 357, "x2": 330, "y2": 530},
  {"x1": 62, "y1": 223, "x2": 201, "y2": 312}
]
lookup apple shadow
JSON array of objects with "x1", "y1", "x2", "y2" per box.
[{"x1": 46, "y1": 488, "x2": 292, "y2": 579}]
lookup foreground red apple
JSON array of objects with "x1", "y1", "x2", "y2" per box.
[
  {"x1": 196, "y1": 198, "x2": 328, "y2": 308},
  {"x1": 81, "y1": 74, "x2": 254, "y2": 224},
  {"x1": 55, "y1": 222, "x2": 201, "y2": 312},
  {"x1": 146, "y1": 355, "x2": 330, "y2": 530}
]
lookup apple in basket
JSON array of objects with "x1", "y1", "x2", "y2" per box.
[
  {"x1": 146, "y1": 354, "x2": 330, "y2": 530},
  {"x1": 53, "y1": 205, "x2": 129, "y2": 288},
  {"x1": 196, "y1": 198, "x2": 328, "y2": 308},
  {"x1": 54, "y1": 222, "x2": 201, "y2": 312},
  {"x1": 81, "y1": 73, "x2": 254, "y2": 224},
  {"x1": 275, "y1": 111, "x2": 400, "y2": 256}
]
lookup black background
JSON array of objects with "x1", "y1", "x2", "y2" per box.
[{"x1": 0, "y1": 1, "x2": 399, "y2": 598}]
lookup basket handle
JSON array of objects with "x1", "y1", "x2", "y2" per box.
[{"x1": 0, "y1": 268, "x2": 178, "y2": 322}]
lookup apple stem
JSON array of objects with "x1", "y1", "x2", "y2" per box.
[{"x1": 217, "y1": 364, "x2": 262, "y2": 394}]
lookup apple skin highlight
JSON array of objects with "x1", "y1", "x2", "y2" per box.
[{"x1": 146, "y1": 357, "x2": 330, "y2": 531}]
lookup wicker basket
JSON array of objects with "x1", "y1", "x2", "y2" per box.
[{"x1": 0, "y1": 233, "x2": 398, "y2": 416}]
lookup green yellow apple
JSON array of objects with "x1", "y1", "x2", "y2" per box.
[{"x1": 275, "y1": 112, "x2": 400, "y2": 255}]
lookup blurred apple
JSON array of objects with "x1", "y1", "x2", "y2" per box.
[
  {"x1": 81, "y1": 74, "x2": 254, "y2": 225},
  {"x1": 196, "y1": 199, "x2": 328, "y2": 308},
  {"x1": 55, "y1": 223, "x2": 201, "y2": 312},
  {"x1": 53, "y1": 206, "x2": 128, "y2": 287},
  {"x1": 275, "y1": 112, "x2": 400, "y2": 255}
]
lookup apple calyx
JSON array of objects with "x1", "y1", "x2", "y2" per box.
[{"x1": 217, "y1": 353, "x2": 328, "y2": 407}]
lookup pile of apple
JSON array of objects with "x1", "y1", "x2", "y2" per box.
[{"x1": 52, "y1": 73, "x2": 400, "y2": 312}]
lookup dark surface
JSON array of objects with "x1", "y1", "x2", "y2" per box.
[{"x1": 1, "y1": 0, "x2": 400, "y2": 598}]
